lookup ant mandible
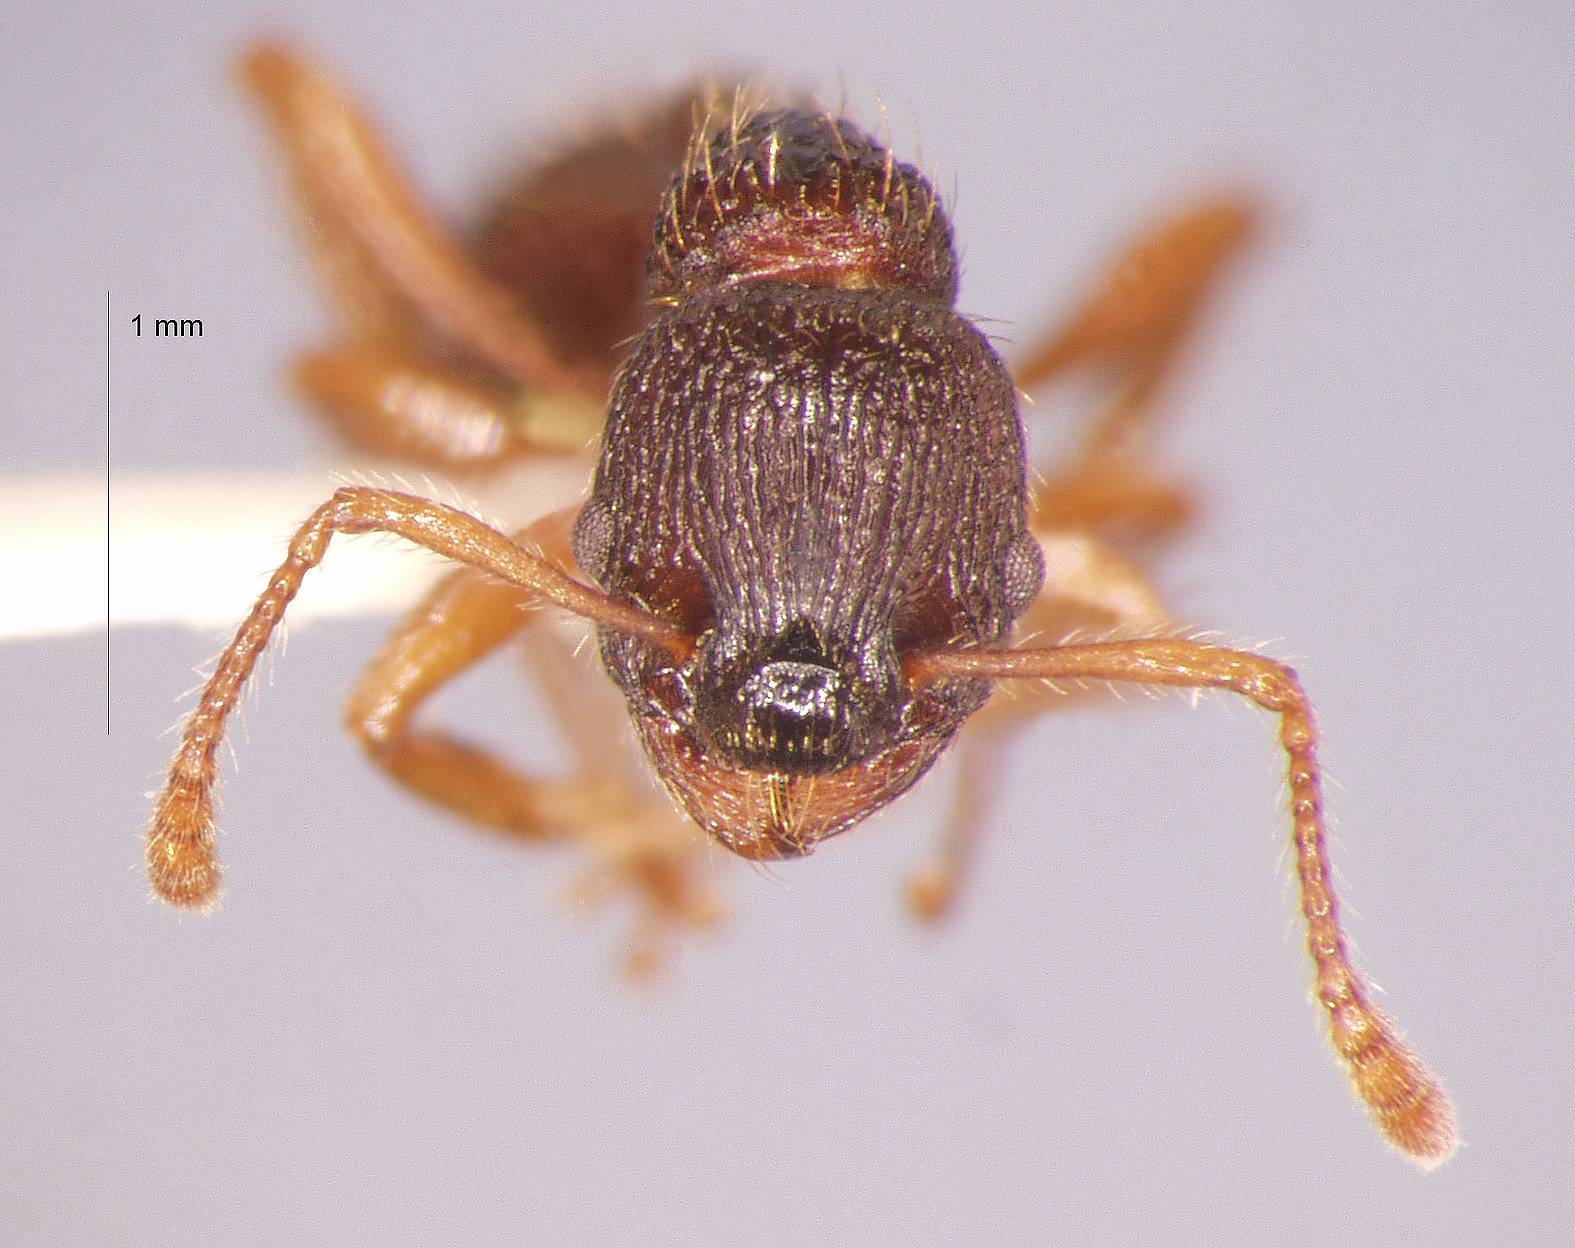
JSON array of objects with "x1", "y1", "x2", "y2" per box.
[{"x1": 145, "y1": 43, "x2": 1455, "y2": 1166}]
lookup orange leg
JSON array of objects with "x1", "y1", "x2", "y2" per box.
[
  {"x1": 1014, "y1": 197, "x2": 1256, "y2": 539},
  {"x1": 292, "y1": 344, "x2": 602, "y2": 467},
  {"x1": 912, "y1": 230, "x2": 1235, "y2": 908},
  {"x1": 1029, "y1": 459, "x2": 1196, "y2": 540},
  {"x1": 907, "y1": 637, "x2": 1457, "y2": 1167},
  {"x1": 293, "y1": 344, "x2": 527, "y2": 467},
  {"x1": 240, "y1": 42, "x2": 600, "y2": 403},
  {"x1": 342, "y1": 519, "x2": 587, "y2": 835},
  {"x1": 903, "y1": 727, "x2": 1005, "y2": 922},
  {"x1": 518, "y1": 621, "x2": 724, "y2": 976},
  {"x1": 343, "y1": 510, "x2": 718, "y2": 971},
  {"x1": 145, "y1": 486, "x2": 686, "y2": 911},
  {"x1": 906, "y1": 531, "x2": 1174, "y2": 920}
]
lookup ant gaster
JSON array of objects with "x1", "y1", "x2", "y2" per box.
[{"x1": 145, "y1": 44, "x2": 1456, "y2": 1167}]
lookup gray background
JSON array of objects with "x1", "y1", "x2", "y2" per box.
[{"x1": 5, "y1": 1, "x2": 1574, "y2": 1244}]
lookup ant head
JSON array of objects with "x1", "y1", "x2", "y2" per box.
[{"x1": 577, "y1": 186, "x2": 1037, "y2": 861}]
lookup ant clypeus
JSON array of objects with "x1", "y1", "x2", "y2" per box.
[{"x1": 146, "y1": 43, "x2": 1455, "y2": 1166}]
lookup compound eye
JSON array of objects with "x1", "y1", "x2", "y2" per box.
[{"x1": 1002, "y1": 528, "x2": 1047, "y2": 619}]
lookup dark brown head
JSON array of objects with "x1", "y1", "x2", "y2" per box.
[{"x1": 574, "y1": 107, "x2": 1040, "y2": 859}]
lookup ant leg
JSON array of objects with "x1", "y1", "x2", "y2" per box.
[
  {"x1": 903, "y1": 728, "x2": 1003, "y2": 922},
  {"x1": 906, "y1": 532, "x2": 1173, "y2": 920},
  {"x1": 293, "y1": 343, "x2": 601, "y2": 467},
  {"x1": 1029, "y1": 451, "x2": 1196, "y2": 539},
  {"x1": 1014, "y1": 198, "x2": 1255, "y2": 538},
  {"x1": 342, "y1": 513, "x2": 586, "y2": 835},
  {"x1": 239, "y1": 43, "x2": 597, "y2": 402},
  {"x1": 1013, "y1": 196, "x2": 1255, "y2": 429},
  {"x1": 519, "y1": 620, "x2": 723, "y2": 975},
  {"x1": 345, "y1": 508, "x2": 718, "y2": 972},
  {"x1": 907, "y1": 638, "x2": 1457, "y2": 1167},
  {"x1": 146, "y1": 487, "x2": 686, "y2": 911}
]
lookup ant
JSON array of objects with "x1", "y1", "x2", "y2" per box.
[{"x1": 145, "y1": 43, "x2": 1455, "y2": 1166}]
